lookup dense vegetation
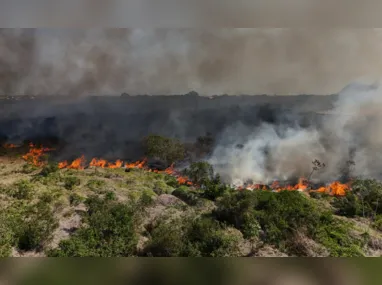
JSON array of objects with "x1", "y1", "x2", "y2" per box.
[{"x1": 0, "y1": 135, "x2": 381, "y2": 257}]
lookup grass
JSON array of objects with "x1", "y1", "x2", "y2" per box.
[{"x1": 0, "y1": 155, "x2": 380, "y2": 257}]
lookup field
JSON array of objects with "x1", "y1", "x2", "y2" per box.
[{"x1": 0, "y1": 143, "x2": 381, "y2": 257}]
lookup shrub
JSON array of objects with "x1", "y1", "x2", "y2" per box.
[
  {"x1": 48, "y1": 196, "x2": 138, "y2": 257},
  {"x1": 372, "y1": 215, "x2": 382, "y2": 231},
  {"x1": 21, "y1": 163, "x2": 38, "y2": 174},
  {"x1": 332, "y1": 179, "x2": 382, "y2": 219},
  {"x1": 0, "y1": 214, "x2": 14, "y2": 257},
  {"x1": 172, "y1": 186, "x2": 199, "y2": 206},
  {"x1": 63, "y1": 176, "x2": 81, "y2": 190},
  {"x1": 332, "y1": 192, "x2": 362, "y2": 217},
  {"x1": 69, "y1": 193, "x2": 85, "y2": 206},
  {"x1": 184, "y1": 162, "x2": 214, "y2": 186},
  {"x1": 8, "y1": 180, "x2": 34, "y2": 200},
  {"x1": 143, "y1": 134, "x2": 185, "y2": 165},
  {"x1": 40, "y1": 162, "x2": 59, "y2": 177},
  {"x1": 143, "y1": 216, "x2": 241, "y2": 257},
  {"x1": 214, "y1": 190, "x2": 261, "y2": 239},
  {"x1": 86, "y1": 179, "x2": 106, "y2": 192},
  {"x1": 183, "y1": 162, "x2": 228, "y2": 200},
  {"x1": 17, "y1": 201, "x2": 58, "y2": 251},
  {"x1": 314, "y1": 214, "x2": 364, "y2": 257},
  {"x1": 163, "y1": 175, "x2": 179, "y2": 188},
  {"x1": 105, "y1": 191, "x2": 117, "y2": 201}
]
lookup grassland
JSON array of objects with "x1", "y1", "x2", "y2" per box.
[{"x1": 0, "y1": 148, "x2": 381, "y2": 257}]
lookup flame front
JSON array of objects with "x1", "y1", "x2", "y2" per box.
[
  {"x1": 22, "y1": 143, "x2": 55, "y2": 167},
  {"x1": 239, "y1": 178, "x2": 350, "y2": 196},
  {"x1": 14, "y1": 142, "x2": 350, "y2": 193}
]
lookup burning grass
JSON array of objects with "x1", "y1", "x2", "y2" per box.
[{"x1": 0, "y1": 140, "x2": 380, "y2": 257}]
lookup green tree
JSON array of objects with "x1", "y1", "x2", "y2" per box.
[{"x1": 143, "y1": 135, "x2": 185, "y2": 165}]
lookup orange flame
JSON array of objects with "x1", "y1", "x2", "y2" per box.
[
  {"x1": 125, "y1": 158, "x2": 147, "y2": 169},
  {"x1": 22, "y1": 143, "x2": 55, "y2": 167},
  {"x1": 60, "y1": 156, "x2": 86, "y2": 170},
  {"x1": 107, "y1": 159, "x2": 123, "y2": 169},
  {"x1": 239, "y1": 177, "x2": 350, "y2": 196},
  {"x1": 89, "y1": 158, "x2": 108, "y2": 168},
  {"x1": 3, "y1": 143, "x2": 18, "y2": 149},
  {"x1": 58, "y1": 161, "x2": 68, "y2": 169}
]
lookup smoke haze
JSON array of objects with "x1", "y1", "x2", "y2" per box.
[
  {"x1": 209, "y1": 83, "x2": 382, "y2": 185},
  {"x1": 1, "y1": 28, "x2": 382, "y2": 96}
]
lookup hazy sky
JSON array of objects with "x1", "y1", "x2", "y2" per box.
[{"x1": 1, "y1": 28, "x2": 382, "y2": 96}]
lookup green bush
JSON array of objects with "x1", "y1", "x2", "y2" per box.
[
  {"x1": 184, "y1": 162, "x2": 214, "y2": 186},
  {"x1": 164, "y1": 175, "x2": 179, "y2": 188},
  {"x1": 63, "y1": 176, "x2": 81, "y2": 190},
  {"x1": 172, "y1": 187, "x2": 199, "y2": 206},
  {"x1": 40, "y1": 162, "x2": 59, "y2": 177},
  {"x1": 183, "y1": 162, "x2": 228, "y2": 200},
  {"x1": 143, "y1": 134, "x2": 185, "y2": 164},
  {"x1": 8, "y1": 180, "x2": 34, "y2": 200},
  {"x1": 372, "y1": 215, "x2": 382, "y2": 231},
  {"x1": 16, "y1": 201, "x2": 58, "y2": 251},
  {"x1": 332, "y1": 192, "x2": 362, "y2": 217},
  {"x1": 143, "y1": 216, "x2": 241, "y2": 257},
  {"x1": 314, "y1": 214, "x2": 364, "y2": 257},
  {"x1": 214, "y1": 190, "x2": 261, "y2": 239},
  {"x1": 48, "y1": 196, "x2": 138, "y2": 257},
  {"x1": 69, "y1": 193, "x2": 85, "y2": 206},
  {"x1": 332, "y1": 179, "x2": 382, "y2": 219},
  {"x1": 86, "y1": 179, "x2": 106, "y2": 192},
  {"x1": 0, "y1": 214, "x2": 14, "y2": 257},
  {"x1": 21, "y1": 163, "x2": 38, "y2": 174}
]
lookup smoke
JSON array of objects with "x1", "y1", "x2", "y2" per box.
[
  {"x1": 209, "y1": 82, "x2": 382, "y2": 185},
  {"x1": 2, "y1": 29, "x2": 382, "y2": 96}
]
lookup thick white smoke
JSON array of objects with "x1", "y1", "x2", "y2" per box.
[{"x1": 209, "y1": 82, "x2": 382, "y2": 185}]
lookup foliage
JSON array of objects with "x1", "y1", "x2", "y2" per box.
[
  {"x1": 372, "y1": 215, "x2": 382, "y2": 231},
  {"x1": 332, "y1": 179, "x2": 382, "y2": 218},
  {"x1": 0, "y1": 213, "x2": 14, "y2": 257},
  {"x1": 63, "y1": 176, "x2": 81, "y2": 190},
  {"x1": 143, "y1": 134, "x2": 185, "y2": 164},
  {"x1": 86, "y1": 179, "x2": 106, "y2": 192},
  {"x1": 183, "y1": 162, "x2": 228, "y2": 200},
  {"x1": 40, "y1": 162, "x2": 59, "y2": 177},
  {"x1": 8, "y1": 180, "x2": 34, "y2": 200},
  {"x1": 314, "y1": 213, "x2": 364, "y2": 257},
  {"x1": 332, "y1": 192, "x2": 362, "y2": 217},
  {"x1": 17, "y1": 201, "x2": 59, "y2": 251},
  {"x1": 172, "y1": 186, "x2": 199, "y2": 206},
  {"x1": 21, "y1": 163, "x2": 38, "y2": 174},
  {"x1": 184, "y1": 162, "x2": 214, "y2": 186},
  {"x1": 143, "y1": 216, "x2": 241, "y2": 257},
  {"x1": 214, "y1": 190, "x2": 261, "y2": 239},
  {"x1": 48, "y1": 196, "x2": 138, "y2": 257},
  {"x1": 214, "y1": 189, "x2": 364, "y2": 256},
  {"x1": 69, "y1": 193, "x2": 85, "y2": 206}
]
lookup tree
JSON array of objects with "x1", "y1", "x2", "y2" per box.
[{"x1": 143, "y1": 135, "x2": 185, "y2": 165}]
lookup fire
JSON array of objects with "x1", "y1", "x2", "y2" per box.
[
  {"x1": 89, "y1": 158, "x2": 108, "y2": 168},
  {"x1": 58, "y1": 156, "x2": 86, "y2": 170},
  {"x1": 239, "y1": 178, "x2": 350, "y2": 196},
  {"x1": 13, "y1": 142, "x2": 351, "y2": 193},
  {"x1": 3, "y1": 143, "x2": 18, "y2": 149},
  {"x1": 311, "y1": 181, "x2": 350, "y2": 196},
  {"x1": 21, "y1": 143, "x2": 55, "y2": 167},
  {"x1": 125, "y1": 158, "x2": 147, "y2": 169},
  {"x1": 58, "y1": 161, "x2": 68, "y2": 169},
  {"x1": 89, "y1": 158, "x2": 123, "y2": 169}
]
